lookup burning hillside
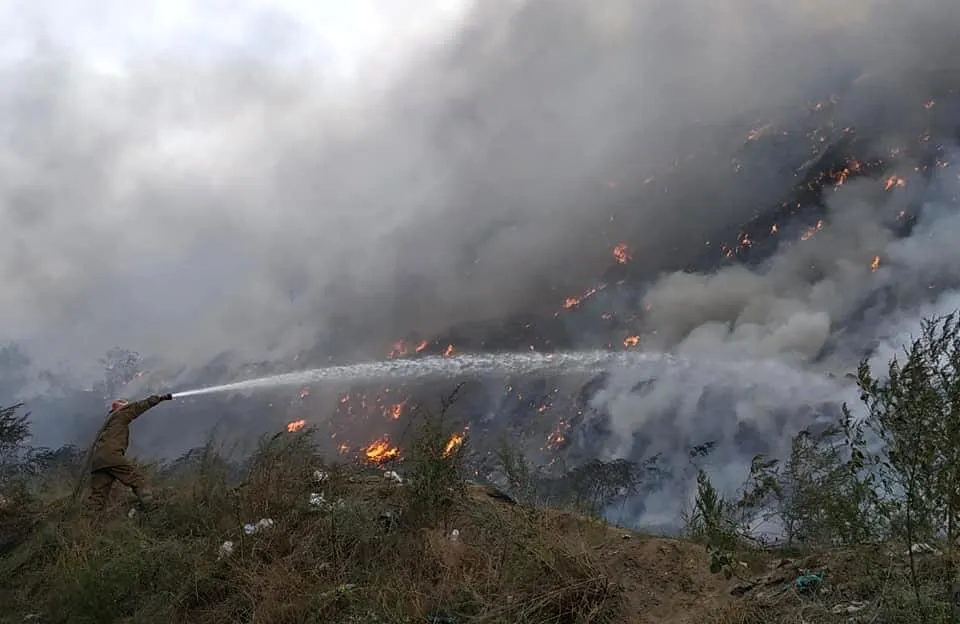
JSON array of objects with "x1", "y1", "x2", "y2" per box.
[
  {"x1": 261, "y1": 66, "x2": 960, "y2": 523},
  {"x1": 9, "y1": 0, "x2": 960, "y2": 535}
]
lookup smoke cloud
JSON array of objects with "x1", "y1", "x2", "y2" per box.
[{"x1": 5, "y1": 0, "x2": 960, "y2": 526}]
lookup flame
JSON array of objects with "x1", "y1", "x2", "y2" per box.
[
  {"x1": 299, "y1": 387, "x2": 310, "y2": 400},
  {"x1": 337, "y1": 442, "x2": 350, "y2": 454},
  {"x1": 364, "y1": 437, "x2": 401, "y2": 463},
  {"x1": 544, "y1": 420, "x2": 569, "y2": 450},
  {"x1": 560, "y1": 284, "x2": 606, "y2": 311},
  {"x1": 770, "y1": 224, "x2": 778, "y2": 234},
  {"x1": 443, "y1": 344, "x2": 456, "y2": 357},
  {"x1": 443, "y1": 432, "x2": 465, "y2": 457},
  {"x1": 287, "y1": 419, "x2": 306, "y2": 433},
  {"x1": 612, "y1": 242, "x2": 631, "y2": 264},
  {"x1": 387, "y1": 341, "x2": 409, "y2": 359},
  {"x1": 415, "y1": 340, "x2": 429, "y2": 353},
  {"x1": 387, "y1": 402, "x2": 405, "y2": 420},
  {"x1": 623, "y1": 335, "x2": 640, "y2": 348},
  {"x1": 883, "y1": 175, "x2": 906, "y2": 191},
  {"x1": 800, "y1": 219, "x2": 824, "y2": 241},
  {"x1": 871, "y1": 255, "x2": 880, "y2": 271}
]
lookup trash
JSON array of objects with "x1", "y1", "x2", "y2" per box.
[
  {"x1": 127, "y1": 507, "x2": 137, "y2": 519},
  {"x1": 309, "y1": 492, "x2": 345, "y2": 511},
  {"x1": 384, "y1": 470, "x2": 403, "y2": 484},
  {"x1": 789, "y1": 571, "x2": 825, "y2": 594},
  {"x1": 243, "y1": 518, "x2": 275, "y2": 535},
  {"x1": 426, "y1": 614, "x2": 457, "y2": 624},
  {"x1": 908, "y1": 542, "x2": 941, "y2": 555},
  {"x1": 830, "y1": 601, "x2": 866, "y2": 614},
  {"x1": 449, "y1": 529, "x2": 460, "y2": 541},
  {"x1": 218, "y1": 541, "x2": 234, "y2": 559},
  {"x1": 313, "y1": 470, "x2": 330, "y2": 483}
]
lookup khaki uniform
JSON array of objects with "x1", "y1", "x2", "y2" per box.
[{"x1": 85, "y1": 397, "x2": 163, "y2": 513}]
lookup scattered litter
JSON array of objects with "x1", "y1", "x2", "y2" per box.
[
  {"x1": 127, "y1": 507, "x2": 137, "y2": 519},
  {"x1": 384, "y1": 470, "x2": 403, "y2": 484},
  {"x1": 218, "y1": 541, "x2": 234, "y2": 559},
  {"x1": 831, "y1": 601, "x2": 866, "y2": 614},
  {"x1": 243, "y1": 518, "x2": 275, "y2": 535},
  {"x1": 309, "y1": 492, "x2": 345, "y2": 511},
  {"x1": 789, "y1": 571, "x2": 825, "y2": 594},
  {"x1": 449, "y1": 529, "x2": 460, "y2": 542},
  {"x1": 313, "y1": 470, "x2": 330, "y2": 483},
  {"x1": 621, "y1": 534, "x2": 631, "y2": 540},
  {"x1": 908, "y1": 542, "x2": 941, "y2": 555}
]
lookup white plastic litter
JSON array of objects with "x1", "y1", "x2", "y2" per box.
[
  {"x1": 309, "y1": 492, "x2": 345, "y2": 510},
  {"x1": 384, "y1": 470, "x2": 403, "y2": 484},
  {"x1": 127, "y1": 508, "x2": 137, "y2": 519},
  {"x1": 908, "y1": 542, "x2": 941, "y2": 555},
  {"x1": 218, "y1": 540, "x2": 235, "y2": 559},
  {"x1": 450, "y1": 529, "x2": 460, "y2": 542},
  {"x1": 243, "y1": 518, "x2": 275, "y2": 535}
]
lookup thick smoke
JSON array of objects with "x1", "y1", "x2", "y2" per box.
[
  {"x1": 0, "y1": 0, "x2": 938, "y2": 370},
  {"x1": 4, "y1": 0, "x2": 960, "y2": 524}
]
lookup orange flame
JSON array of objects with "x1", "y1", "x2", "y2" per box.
[
  {"x1": 364, "y1": 437, "x2": 401, "y2": 463},
  {"x1": 800, "y1": 219, "x2": 824, "y2": 241},
  {"x1": 623, "y1": 335, "x2": 640, "y2": 348},
  {"x1": 287, "y1": 419, "x2": 306, "y2": 433},
  {"x1": 871, "y1": 255, "x2": 880, "y2": 271},
  {"x1": 387, "y1": 340, "x2": 409, "y2": 359},
  {"x1": 443, "y1": 344, "x2": 456, "y2": 357},
  {"x1": 387, "y1": 402, "x2": 405, "y2": 420},
  {"x1": 443, "y1": 432, "x2": 465, "y2": 457},
  {"x1": 415, "y1": 340, "x2": 429, "y2": 353},
  {"x1": 883, "y1": 175, "x2": 906, "y2": 191},
  {"x1": 544, "y1": 420, "x2": 569, "y2": 450},
  {"x1": 560, "y1": 284, "x2": 606, "y2": 311},
  {"x1": 612, "y1": 242, "x2": 631, "y2": 264}
]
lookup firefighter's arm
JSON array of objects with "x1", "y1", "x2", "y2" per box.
[{"x1": 126, "y1": 394, "x2": 173, "y2": 421}]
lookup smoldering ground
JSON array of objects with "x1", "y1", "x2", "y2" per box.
[{"x1": 4, "y1": 0, "x2": 960, "y2": 527}]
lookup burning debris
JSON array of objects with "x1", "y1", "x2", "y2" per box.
[
  {"x1": 364, "y1": 437, "x2": 401, "y2": 464},
  {"x1": 612, "y1": 242, "x2": 631, "y2": 264}
]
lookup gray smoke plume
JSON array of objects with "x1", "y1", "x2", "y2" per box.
[{"x1": 4, "y1": 0, "x2": 960, "y2": 515}]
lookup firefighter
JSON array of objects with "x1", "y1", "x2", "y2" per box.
[{"x1": 85, "y1": 393, "x2": 172, "y2": 514}]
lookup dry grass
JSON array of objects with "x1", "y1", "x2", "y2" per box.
[
  {"x1": 5, "y1": 424, "x2": 959, "y2": 623},
  {"x1": 0, "y1": 428, "x2": 626, "y2": 624}
]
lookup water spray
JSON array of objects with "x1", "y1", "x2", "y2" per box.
[
  {"x1": 171, "y1": 351, "x2": 677, "y2": 398},
  {"x1": 170, "y1": 350, "x2": 852, "y2": 399}
]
